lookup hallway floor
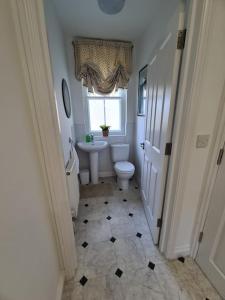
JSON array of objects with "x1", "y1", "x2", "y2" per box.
[{"x1": 68, "y1": 177, "x2": 221, "y2": 300}]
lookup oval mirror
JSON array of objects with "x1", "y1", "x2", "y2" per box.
[{"x1": 62, "y1": 78, "x2": 71, "y2": 118}]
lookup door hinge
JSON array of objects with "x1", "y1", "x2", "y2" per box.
[
  {"x1": 217, "y1": 148, "x2": 224, "y2": 165},
  {"x1": 177, "y1": 29, "x2": 186, "y2": 50},
  {"x1": 157, "y1": 218, "x2": 162, "y2": 228},
  {"x1": 165, "y1": 143, "x2": 172, "y2": 156},
  {"x1": 198, "y1": 231, "x2": 204, "y2": 243}
]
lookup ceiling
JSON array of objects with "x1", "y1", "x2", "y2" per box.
[{"x1": 52, "y1": 0, "x2": 161, "y2": 41}]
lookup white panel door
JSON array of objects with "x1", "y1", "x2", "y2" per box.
[
  {"x1": 196, "y1": 144, "x2": 225, "y2": 298},
  {"x1": 141, "y1": 12, "x2": 185, "y2": 244}
]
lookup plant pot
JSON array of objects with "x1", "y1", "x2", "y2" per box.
[{"x1": 102, "y1": 129, "x2": 109, "y2": 137}]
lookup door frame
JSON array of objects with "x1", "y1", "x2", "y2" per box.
[
  {"x1": 191, "y1": 84, "x2": 225, "y2": 258},
  {"x1": 159, "y1": 0, "x2": 216, "y2": 258},
  {"x1": 10, "y1": 0, "x2": 77, "y2": 292}
]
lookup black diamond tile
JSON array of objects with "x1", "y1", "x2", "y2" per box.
[
  {"x1": 85, "y1": 204, "x2": 89, "y2": 207},
  {"x1": 82, "y1": 242, "x2": 88, "y2": 248},
  {"x1": 106, "y1": 216, "x2": 112, "y2": 220},
  {"x1": 205, "y1": 298, "x2": 210, "y2": 300},
  {"x1": 148, "y1": 261, "x2": 155, "y2": 270},
  {"x1": 83, "y1": 219, "x2": 88, "y2": 224},
  {"x1": 136, "y1": 232, "x2": 142, "y2": 238},
  {"x1": 104, "y1": 201, "x2": 108, "y2": 205},
  {"x1": 80, "y1": 276, "x2": 88, "y2": 286},
  {"x1": 178, "y1": 256, "x2": 185, "y2": 263},
  {"x1": 115, "y1": 268, "x2": 123, "y2": 278},
  {"x1": 128, "y1": 213, "x2": 133, "y2": 217},
  {"x1": 101, "y1": 181, "x2": 104, "y2": 184},
  {"x1": 135, "y1": 186, "x2": 138, "y2": 189},
  {"x1": 123, "y1": 198, "x2": 127, "y2": 202},
  {"x1": 110, "y1": 237, "x2": 116, "y2": 243}
]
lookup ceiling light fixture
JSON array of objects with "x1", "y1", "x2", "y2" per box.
[{"x1": 97, "y1": 0, "x2": 125, "y2": 15}]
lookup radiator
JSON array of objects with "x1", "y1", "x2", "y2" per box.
[{"x1": 65, "y1": 147, "x2": 80, "y2": 217}]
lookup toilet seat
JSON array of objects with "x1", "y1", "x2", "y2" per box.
[{"x1": 114, "y1": 161, "x2": 135, "y2": 174}]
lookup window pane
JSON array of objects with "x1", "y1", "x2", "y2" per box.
[
  {"x1": 109, "y1": 89, "x2": 123, "y2": 97},
  {"x1": 88, "y1": 88, "x2": 123, "y2": 97},
  {"x1": 89, "y1": 99, "x2": 104, "y2": 131},
  {"x1": 87, "y1": 90, "x2": 104, "y2": 97},
  {"x1": 105, "y1": 99, "x2": 121, "y2": 131}
]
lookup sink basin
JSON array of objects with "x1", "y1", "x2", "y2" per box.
[
  {"x1": 77, "y1": 141, "x2": 108, "y2": 184},
  {"x1": 77, "y1": 141, "x2": 108, "y2": 152}
]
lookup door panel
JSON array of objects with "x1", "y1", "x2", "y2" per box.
[
  {"x1": 141, "y1": 13, "x2": 184, "y2": 244},
  {"x1": 154, "y1": 81, "x2": 165, "y2": 149},
  {"x1": 214, "y1": 220, "x2": 225, "y2": 274},
  {"x1": 149, "y1": 165, "x2": 157, "y2": 213},
  {"x1": 197, "y1": 149, "x2": 225, "y2": 297}
]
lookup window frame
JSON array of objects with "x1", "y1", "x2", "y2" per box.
[{"x1": 84, "y1": 88, "x2": 127, "y2": 137}]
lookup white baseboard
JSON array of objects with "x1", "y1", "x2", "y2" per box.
[
  {"x1": 167, "y1": 244, "x2": 190, "y2": 259},
  {"x1": 56, "y1": 272, "x2": 65, "y2": 300},
  {"x1": 99, "y1": 171, "x2": 115, "y2": 177}
]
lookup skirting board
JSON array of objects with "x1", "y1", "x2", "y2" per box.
[
  {"x1": 56, "y1": 272, "x2": 65, "y2": 300},
  {"x1": 99, "y1": 171, "x2": 115, "y2": 177},
  {"x1": 167, "y1": 244, "x2": 191, "y2": 259}
]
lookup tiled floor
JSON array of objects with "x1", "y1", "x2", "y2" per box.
[{"x1": 67, "y1": 177, "x2": 221, "y2": 300}]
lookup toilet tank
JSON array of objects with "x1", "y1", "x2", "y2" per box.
[{"x1": 111, "y1": 144, "x2": 130, "y2": 162}]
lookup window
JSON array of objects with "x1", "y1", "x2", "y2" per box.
[{"x1": 85, "y1": 88, "x2": 127, "y2": 136}]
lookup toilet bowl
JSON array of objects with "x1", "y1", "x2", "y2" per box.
[
  {"x1": 114, "y1": 161, "x2": 135, "y2": 190},
  {"x1": 110, "y1": 144, "x2": 135, "y2": 190}
]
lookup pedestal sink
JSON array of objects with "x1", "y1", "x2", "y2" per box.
[{"x1": 77, "y1": 141, "x2": 108, "y2": 184}]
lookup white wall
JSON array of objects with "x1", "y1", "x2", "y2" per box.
[
  {"x1": 65, "y1": 38, "x2": 137, "y2": 175},
  {"x1": 134, "y1": 0, "x2": 182, "y2": 183},
  {"x1": 0, "y1": 2, "x2": 60, "y2": 299},
  {"x1": 44, "y1": 0, "x2": 75, "y2": 164}
]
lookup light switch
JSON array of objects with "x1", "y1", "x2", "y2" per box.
[{"x1": 196, "y1": 134, "x2": 210, "y2": 148}]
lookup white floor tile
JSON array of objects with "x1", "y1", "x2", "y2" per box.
[{"x1": 67, "y1": 177, "x2": 222, "y2": 300}]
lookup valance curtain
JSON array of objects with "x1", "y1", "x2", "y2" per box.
[{"x1": 73, "y1": 38, "x2": 133, "y2": 94}]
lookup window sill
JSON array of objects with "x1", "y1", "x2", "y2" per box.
[{"x1": 93, "y1": 134, "x2": 126, "y2": 139}]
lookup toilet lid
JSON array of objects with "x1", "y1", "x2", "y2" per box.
[{"x1": 115, "y1": 161, "x2": 135, "y2": 173}]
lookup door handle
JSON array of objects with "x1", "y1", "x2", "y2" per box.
[{"x1": 140, "y1": 142, "x2": 145, "y2": 149}]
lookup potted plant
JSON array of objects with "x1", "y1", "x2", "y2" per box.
[{"x1": 100, "y1": 125, "x2": 110, "y2": 137}]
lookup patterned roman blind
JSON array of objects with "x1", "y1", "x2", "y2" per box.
[{"x1": 73, "y1": 38, "x2": 133, "y2": 94}]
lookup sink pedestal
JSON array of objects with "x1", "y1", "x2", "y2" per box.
[
  {"x1": 89, "y1": 151, "x2": 99, "y2": 184},
  {"x1": 77, "y1": 141, "x2": 108, "y2": 185}
]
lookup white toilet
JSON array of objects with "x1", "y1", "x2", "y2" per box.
[{"x1": 111, "y1": 144, "x2": 135, "y2": 190}]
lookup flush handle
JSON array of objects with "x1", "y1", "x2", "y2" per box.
[{"x1": 140, "y1": 142, "x2": 145, "y2": 149}]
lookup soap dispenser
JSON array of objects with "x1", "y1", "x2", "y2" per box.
[{"x1": 85, "y1": 134, "x2": 91, "y2": 143}]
